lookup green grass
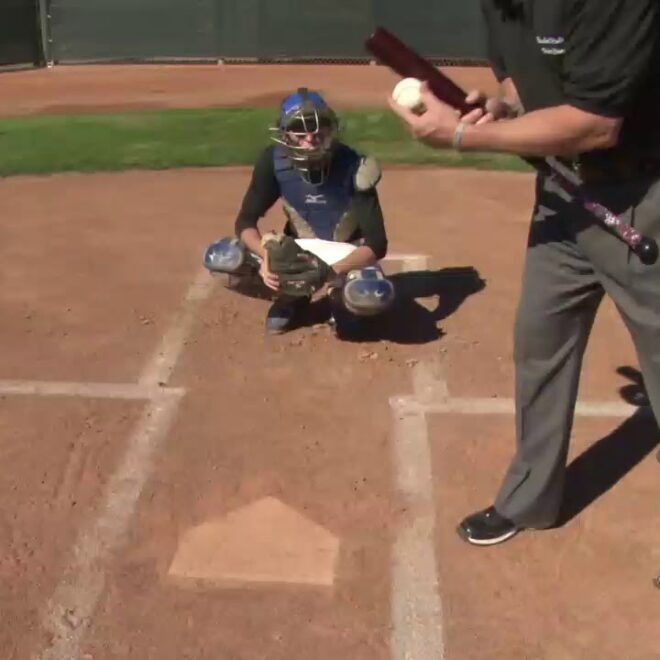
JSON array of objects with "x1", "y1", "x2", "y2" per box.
[{"x1": 0, "y1": 108, "x2": 532, "y2": 176}]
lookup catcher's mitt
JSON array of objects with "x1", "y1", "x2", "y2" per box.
[{"x1": 261, "y1": 231, "x2": 335, "y2": 297}]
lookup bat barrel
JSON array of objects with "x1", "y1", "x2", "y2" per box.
[{"x1": 365, "y1": 27, "x2": 478, "y2": 113}]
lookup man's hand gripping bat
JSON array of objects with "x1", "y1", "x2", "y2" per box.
[{"x1": 365, "y1": 27, "x2": 659, "y2": 266}]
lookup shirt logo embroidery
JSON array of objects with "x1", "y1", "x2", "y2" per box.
[
  {"x1": 305, "y1": 194, "x2": 327, "y2": 204},
  {"x1": 536, "y1": 36, "x2": 565, "y2": 55}
]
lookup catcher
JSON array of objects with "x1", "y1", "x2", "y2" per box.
[{"x1": 203, "y1": 87, "x2": 394, "y2": 334}]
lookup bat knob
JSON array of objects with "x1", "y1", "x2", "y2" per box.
[{"x1": 635, "y1": 236, "x2": 659, "y2": 265}]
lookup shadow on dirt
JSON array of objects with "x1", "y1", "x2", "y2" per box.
[
  {"x1": 556, "y1": 368, "x2": 658, "y2": 527},
  {"x1": 300, "y1": 266, "x2": 486, "y2": 345}
]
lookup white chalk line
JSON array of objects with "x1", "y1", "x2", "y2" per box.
[
  {"x1": 389, "y1": 255, "x2": 445, "y2": 660},
  {"x1": 23, "y1": 253, "x2": 638, "y2": 659},
  {"x1": 36, "y1": 268, "x2": 216, "y2": 660},
  {"x1": 390, "y1": 405, "x2": 445, "y2": 660},
  {"x1": 139, "y1": 267, "x2": 216, "y2": 387},
  {"x1": 38, "y1": 392, "x2": 182, "y2": 660},
  {"x1": 0, "y1": 380, "x2": 182, "y2": 400},
  {"x1": 389, "y1": 352, "x2": 647, "y2": 660},
  {"x1": 391, "y1": 394, "x2": 641, "y2": 419}
]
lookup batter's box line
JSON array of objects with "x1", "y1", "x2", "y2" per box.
[
  {"x1": 34, "y1": 268, "x2": 215, "y2": 660},
  {"x1": 392, "y1": 358, "x2": 649, "y2": 419},
  {"x1": 1, "y1": 268, "x2": 217, "y2": 404},
  {"x1": 0, "y1": 379, "x2": 185, "y2": 401},
  {"x1": 387, "y1": 360, "x2": 649, "y2": 660},
  {"x1": 1, "y1": 256, "x2": 428, "y2": 404},
  {"x1": 390, "y1": 393, "x2": 645, "y2": 419}
]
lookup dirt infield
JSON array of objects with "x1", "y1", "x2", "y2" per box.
[
  {"x1": 2, "y1": 64, "x2": 659, "y2": 660},
  {"x1": 0, "y1": 64, "x2": 498, "y2": 117},
  {"x1": 432, "y1": 413, "x2": 660, "y2": 660},
  {"x1": 0, "y1": 397, "x2": 144, "y2": 660},
  {"x1": 3, "y1": 164, "x2": 658, "y2": 659}
]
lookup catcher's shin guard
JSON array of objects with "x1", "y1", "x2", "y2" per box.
[
  {"x1": 341, "y1": 266, "x2": 395, "y2": 316},
  {"x1": 203, "y1": 237, "x2": 269, "y2": 298},
  {"x1": 203, "y1": 237, "x2": 259, "y2": 275}
]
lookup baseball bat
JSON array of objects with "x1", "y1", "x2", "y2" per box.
[{"x1": 365, "y1": 27, "x2": 659, "y2": 266}]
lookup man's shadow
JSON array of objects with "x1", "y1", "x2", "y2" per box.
[
  {"x1": 556, "y1": 365, "x2": 658, "y2": 526},
  {"x1": 304, "y1": 266, "x2": 486, "y2": 344}
]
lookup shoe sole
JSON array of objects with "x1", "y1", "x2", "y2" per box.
[
  {"x1": 456, "y1": 526, "x2": 519, "y2": 546},
  {"x1": 266, "y1": 326, "x2": 290, "y2": 335}
]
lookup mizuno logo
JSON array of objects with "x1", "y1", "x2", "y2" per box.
[{"x1": 305, "y1": 194, "x2": 327, "y2": 204}]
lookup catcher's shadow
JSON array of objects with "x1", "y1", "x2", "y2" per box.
[{"x1": 329, "y1": 266, "x2": 486, "y2": 344}]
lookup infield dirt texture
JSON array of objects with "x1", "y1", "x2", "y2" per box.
[{"x1": 1, "y1": 64, "x2": 658, "y2": 660}]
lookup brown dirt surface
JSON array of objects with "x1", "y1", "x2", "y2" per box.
[
  {"x1": 5, "y1": 166, "x2": 656, "y2": 660},
  {"x1": 80, "y1": 298, "x2": 405, "y2": 660},
  {"x1": 0, "y1": 64, "x2": 499, "y2": 117},
  {"x1": 430, "y1": 413, "x2": 660, "y2": 660},
  {"x1": 1, "y1": 169, "x2": 258, "y2": 381},
  {"x1": 2, "y1": 62, "x2": 658, "y2": 660},
  {"x1": 0, "y1": 397, "x2": 143, "y2": 660}
]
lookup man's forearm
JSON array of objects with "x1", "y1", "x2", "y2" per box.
[
  {"x1": 239, "y1": 227, "x2": 265, "y2": 259},
  {"x1": 460, "y1": 104, "x2": 621, "y2": 157}
]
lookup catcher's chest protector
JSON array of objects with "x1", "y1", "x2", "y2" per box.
[{"x1": 273, "y1": 145, "x2": 360, "y2": 241}]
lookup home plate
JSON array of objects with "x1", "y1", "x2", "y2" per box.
[{"x1": 167, "y1": 497, "x2": 340, "y2": 588}]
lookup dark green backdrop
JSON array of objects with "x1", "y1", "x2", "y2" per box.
[
  {"x1": 0, "y1": 0, "x2": 41, "y2": 66},
  {"x1": 2, "y1": 1, "x2": 488, "y2": 67}
]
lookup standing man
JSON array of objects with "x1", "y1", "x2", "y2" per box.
[{"x1": 388, "y1": 0, "x2": 660, "y2": 545}]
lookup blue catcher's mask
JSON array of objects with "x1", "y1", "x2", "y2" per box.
[{"x1": 270, "y1": 87, "x2": 339, "y2": 185}]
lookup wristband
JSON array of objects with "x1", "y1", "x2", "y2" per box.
[{"x1": 452, "y1": 122, "x2": 467, "y2": 151}]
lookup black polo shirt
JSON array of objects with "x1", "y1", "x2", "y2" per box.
[{"x1": 481, "y1": 0, "x2": 660, "y2": 156}]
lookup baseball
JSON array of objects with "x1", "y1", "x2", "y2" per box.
[{"x1": 392, "y1": 77, "x2": 425, "y2": 113}]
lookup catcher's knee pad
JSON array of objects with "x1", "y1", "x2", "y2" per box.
[
  {"x1": 203, "y1": 237, "x2": 256, "y2": 274},
  {"x1": 342, "y1": 266, "x2": 395, "y2": 317}
]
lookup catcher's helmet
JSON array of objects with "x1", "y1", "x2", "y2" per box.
[{"x1": 270, "y1": 87, "x2": 339, "y2": 184}]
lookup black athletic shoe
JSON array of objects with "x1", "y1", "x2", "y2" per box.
[{"x1": 457, "y1": 506, "x2": 520, "y2": 546}]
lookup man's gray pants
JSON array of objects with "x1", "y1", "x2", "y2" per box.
[{"x1": 494, "y1": 173, "x2": 660, "y2": 528}]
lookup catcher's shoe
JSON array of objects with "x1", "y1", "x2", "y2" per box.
[
  {"x1": 457, "y1": 506, "x2": 520, "y2": 546},
  {"x1": 266, "y1": 297, "x2": 310, "y2": 335}
]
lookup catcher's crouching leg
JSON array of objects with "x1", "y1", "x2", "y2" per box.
[
  {"x1": 340, "y1": 266, "x2": 395, "y2": 317},
  {"x1": 203, "y1": 237, "x2": 268, "y2": 299}
]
